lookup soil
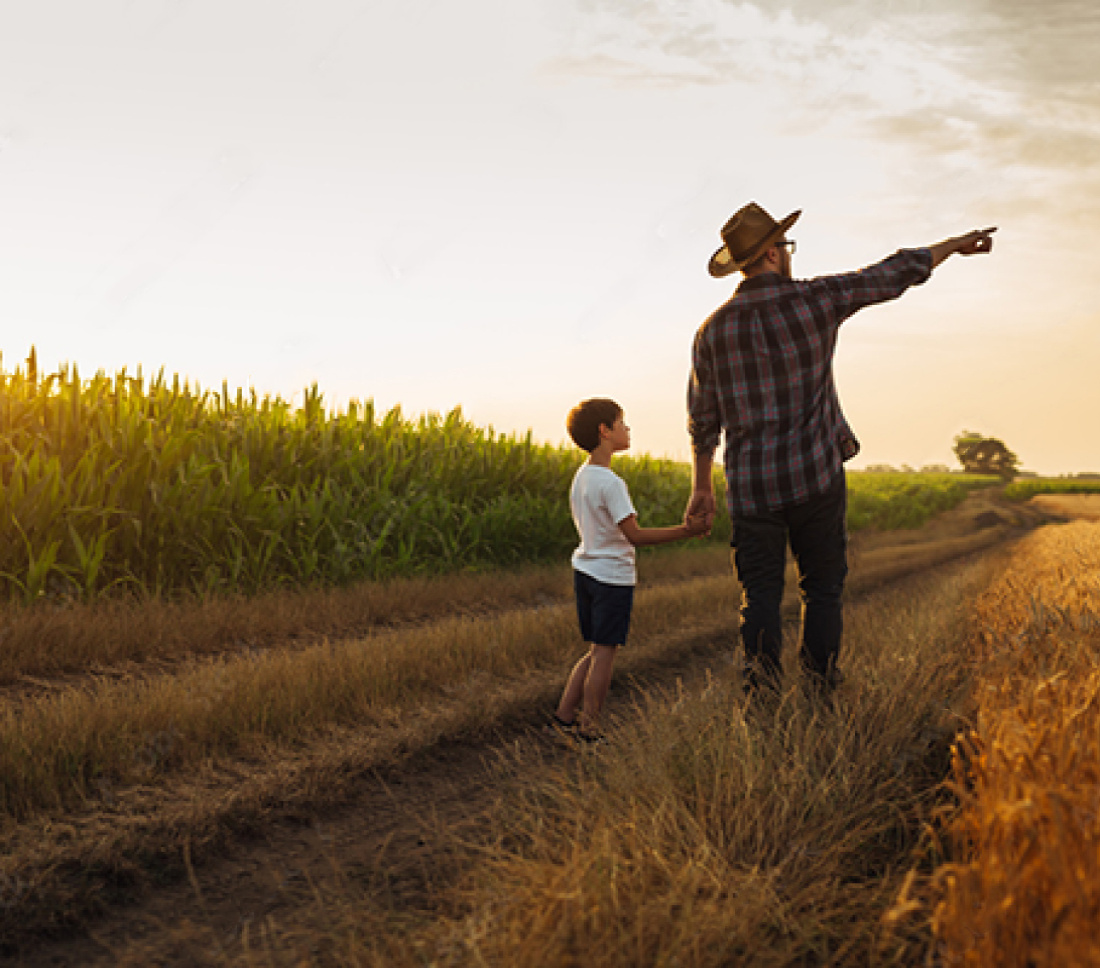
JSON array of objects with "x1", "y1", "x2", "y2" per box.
[{"x1": 5, "y1": 487, "x2": 1059, "y2": 966}]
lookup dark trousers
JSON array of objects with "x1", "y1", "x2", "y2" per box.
[{"x1": 731, "y1": 470, "x2": 848, "y2": 681}]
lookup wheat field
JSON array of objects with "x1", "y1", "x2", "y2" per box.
[{"x1": 913, "y1": 520, "x2": 1100, "y2": 966}]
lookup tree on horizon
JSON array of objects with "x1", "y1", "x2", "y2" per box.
[{"x1": 953, "y1": 431, "x2": 1020, "y2": 480}]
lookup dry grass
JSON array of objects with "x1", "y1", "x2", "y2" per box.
[
  {"x1": 0, "y1": 594, "x2": 739, "y2": 951},
  {"x1": 0, "y1": 527, "x2": 1007, "y2": 825},
  {"x1": 0, "y1": 569, "x2": 738, "y2": 822},
  {"x1": 1028, "y1": 492, "x2": 1100, "y2": 522},
  {"x1": 0, "y1": 544, "x2": 730, "y2": 688},
  {"x1": 215, "y1": 557, "x2": 999, "y2": 967},
  {"x1": 0, "y1": 514, "x2": 1013, "y2": 959},
  {"x1": 908, "y1": 521, "x2": 1100, "y2": 967}
]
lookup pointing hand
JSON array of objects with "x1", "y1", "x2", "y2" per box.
[{"x1": 957, "y1": 227, "x2": 997, "y2": 256}]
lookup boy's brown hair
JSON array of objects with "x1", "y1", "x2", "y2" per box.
[{"x1": 566, "y1": 398, "x2": 622, "y2": 453}]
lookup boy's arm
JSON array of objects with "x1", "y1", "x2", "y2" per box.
[{"x1": 618, "y1": 513, "x2": 707, "y2": 547}]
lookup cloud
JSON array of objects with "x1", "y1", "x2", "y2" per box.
[
  {"x1": 542, "y1": 1, "x2": 835, "y2": 89},
  {"x1": 870, "y1": 104, "x2": 1100, "y2": 174},
  {"x1": 963, "y1": 0, "x2": 1100, "y2": 94},
  {"x1": 544, "y1": 0, "x2": 1100, "y2": 180},
  {"x1": 863, "y1": 1, "x2": 1100, "y2": 179}
]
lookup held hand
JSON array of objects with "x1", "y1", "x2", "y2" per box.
[
  {"x1": 956, "y1": 226, "x2": 997, "y2": 256},
  {"x1": 685, "y1": 491, "x2": 716, "y2": 538},
  {"x1": 685, "y1": 490, "x2": 716, "y2": 521},
  {"x1": 684, "y1": 513, "x2": 710, "y2": 538}
]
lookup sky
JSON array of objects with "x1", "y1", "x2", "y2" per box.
[{"x1": 1, "y1": 0, "x2": 1098, "y2": 474}]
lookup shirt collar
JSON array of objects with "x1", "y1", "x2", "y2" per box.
[{"x1": 736, "y1": 271, "x2": 789, "y2": 294}]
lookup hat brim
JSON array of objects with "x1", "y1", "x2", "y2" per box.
[{"x1": 708, "y1": 210, "x2": 801, "y2": 278}]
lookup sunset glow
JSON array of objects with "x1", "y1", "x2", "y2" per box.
[{"x1": 1, "y1": 1, "x2": 1097, "y2": 473}]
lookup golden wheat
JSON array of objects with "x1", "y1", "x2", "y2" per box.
[{"x1": 927, "y1": 522, "x2": 1100, "y2": 967}]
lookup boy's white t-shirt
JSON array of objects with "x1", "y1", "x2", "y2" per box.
[{"x1": 570, "y1": 463, "x2": 637, "y2": 586}]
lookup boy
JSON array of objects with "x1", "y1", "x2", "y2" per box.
[{"x1": 549, "y1": 397, "x2": 709, "y2": 745}]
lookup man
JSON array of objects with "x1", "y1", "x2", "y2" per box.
[{"x1": 686, "y1": 201, "x2": 995, "y2": 694}]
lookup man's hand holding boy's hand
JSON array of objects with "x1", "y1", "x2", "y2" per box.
[
  {"x1": 685, "y1": 490, "x2": 716, "y2": 535},
  {"x1": 684, "y1": 513, "x2": 711, "y2": 538},
  {"x1": 686, "y1": 490, "x2": 716, "y2": 521}
]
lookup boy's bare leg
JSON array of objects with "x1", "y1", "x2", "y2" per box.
[
  {"x1": 555, "y1": 648, "x2": 593, "y2": 724},
  {"x1": 580, "y1": 644, "x2": 619, "y2": 734}
]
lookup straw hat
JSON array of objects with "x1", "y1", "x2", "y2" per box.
[{"x1": 708, "y1": 202, "x2": 801, "y2": 277}]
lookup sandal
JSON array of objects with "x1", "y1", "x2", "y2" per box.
[{"x1": 543, "y1": 713, "x2": 576, "y2": 741}]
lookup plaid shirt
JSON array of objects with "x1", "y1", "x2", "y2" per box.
[{"x1": 689, "y1": 247, "x2": 933, "y2": 517}]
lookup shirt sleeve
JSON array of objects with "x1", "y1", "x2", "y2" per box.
[
  {"x1": 687, "y1": 325, "x2": 722, "y2": 458},
  {"x1": 807, "y1": 248, "x2": 933, "y2": 324},
  {"x1": 604, "y1": 474, "x2": 636, "y2": 525}
]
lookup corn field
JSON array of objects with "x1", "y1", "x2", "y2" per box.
[
  {"x1": 0, "y1": 351, "x2": 731, "y2": 603},
  {"x1": 0, "y1": 351, "x2": 997, "y2": 605}
]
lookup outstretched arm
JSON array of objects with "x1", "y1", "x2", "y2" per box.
[{"x1": 929, "y1": 227, "x2": 997, "y2": 268}]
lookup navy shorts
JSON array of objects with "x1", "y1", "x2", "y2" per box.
[{"x1": 573, "y1": 569, "x2": 634, "y2": 646}]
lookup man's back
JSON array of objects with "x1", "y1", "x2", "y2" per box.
[{"x1": 689, "y1": 248, "x2": 932, "y2": 516}]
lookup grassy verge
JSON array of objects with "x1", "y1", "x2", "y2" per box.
[
  {"x1": 0, "y1": 570, "x2": 742, "y2": 822},
  {"x1": 847, "y1": 471, "x2": 999, "y2": 530},
  {"x1": 1004, "y1": 477, "x2": 1100, "y2": 500},
  {"x1": 0, "y1": 544, "x2": 730, "y2": 686}
]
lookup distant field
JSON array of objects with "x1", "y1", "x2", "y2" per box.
[
  {"x1": 846, "y1": 470, "x2": 999, "y2": 530},
  {"x1": 1004, "y1": 476, "x2": 1100, "y2": 500},
  {"x1": 0, "y1": 354, "x2": 996, "y2": 603}
]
